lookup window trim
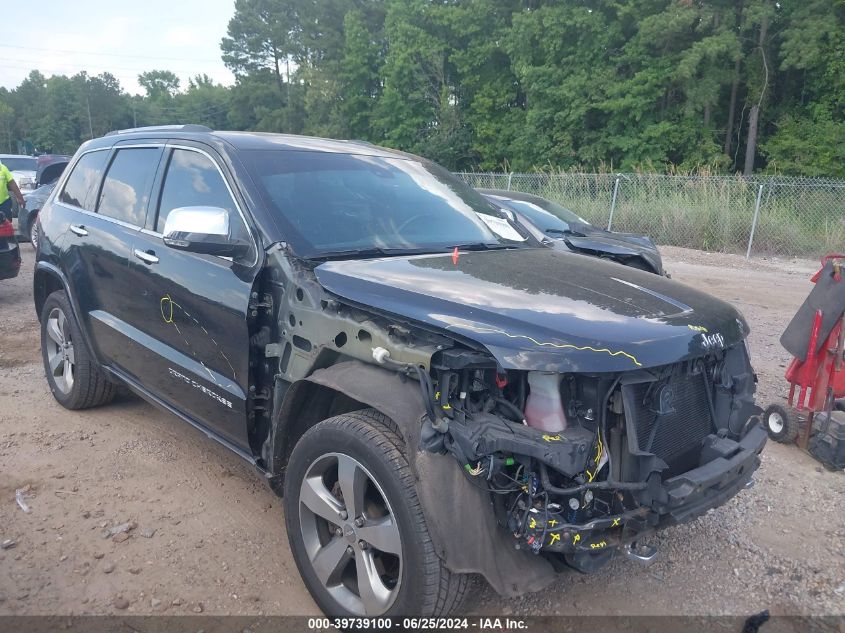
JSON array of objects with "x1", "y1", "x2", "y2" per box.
[{"x1": 144, "y1": 144, "x2": 258, "y2": 267}]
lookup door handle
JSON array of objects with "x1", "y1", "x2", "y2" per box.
[
  {"x1": 133, "y1": 249, "x2": 159, "y2": 265},
  {"x1": 69, "y1": 224, "x2": 88, "y2": 237}
]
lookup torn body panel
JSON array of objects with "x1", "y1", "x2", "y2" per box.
[
  {"x1": 281, "y1": 361, "x2": 559, "y2": 597},
  {"x1": 254, "y1": 245, "x2": 763, "y2": 595}
]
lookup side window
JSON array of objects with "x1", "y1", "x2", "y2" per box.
[
  {"x1": 97, "y1": 148, "x2": 161, "y2": 226},
  {"x1": 156, "y1": 149, "x2": 241, "y2": 235},
  {"x1": 59, "y1": 151, "x2": 109, "y2": 211}
]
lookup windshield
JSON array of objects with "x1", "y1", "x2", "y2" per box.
[
  {"x1": 245, "y1": 150, "x2": 530, "y2": 258},
  {"x1": 2, "y1": 157, "x2": 36, "y2": 172},
  {"x1": 495, "y1": 196, "x2": 590, "y2": 233}
]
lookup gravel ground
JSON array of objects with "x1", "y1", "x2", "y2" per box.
[{"x1": 0, "y1": 244, "x2": 843, "y2": 618}]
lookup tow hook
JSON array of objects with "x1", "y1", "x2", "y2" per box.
[{"x1": 625, "y1": 541, "x2": 658, "y2": 566}]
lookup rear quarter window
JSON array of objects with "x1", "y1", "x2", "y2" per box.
[{"x1": 59, "y1": 151, "x2": 110, "y2": 211}]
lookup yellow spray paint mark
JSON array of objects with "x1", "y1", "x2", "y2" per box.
[
  {"x1": 542, "y1": 434, "x2": 562, "y2": 442},
  {"x1": 547, "y1": 519, "x2": 558, "y2": 527},
  {"x1": 529, "y1": 517, "x2": 537, "y2": 529},
  {"x1": 572, "y1": 533, "x2": 581, "y2": 545},
  {"x1": 688, "y1": 324, "x2": 709, "y2": 333},
  {"x1": 160, "y1": 294, "x2": 175, "y2": 323},
  {"x1": 549, "y1": 533, "x2": 560, "y2": 545},
  {"x1": 446, "y1": 323, "x2": 642, "y2": 367},
  {"x1": 586, "y1": 433, "x2": 604, "y2": 482},
  {"x1": 611, "y1": 518, "x2": 621, "y2": 527},
  {"x1": 590, "y1": 541, "x2": 607, "y2": 549}
]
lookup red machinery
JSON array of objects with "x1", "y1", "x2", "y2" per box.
[{"x1": 763, "y1": 255, "x2": 845, "y2": 467}]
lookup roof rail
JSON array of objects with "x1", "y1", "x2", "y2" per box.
[{"x1": 104, "y1": 124, "x2": 213, "y2": 137}]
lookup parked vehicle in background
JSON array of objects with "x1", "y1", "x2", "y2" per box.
[
  {"x1": 0, "y1": 211, "x2": 21, "y2": 281},
  {"x1": 0, "y1": 154, "x2": 37, "y2": 191},
  {"x1": 34, "y1": 126, "x2": 764, "y2": 617},
  {"x1": 36, "y1": 154, "x2": 71, "y2": 183},
  {"x1": 479, "y1": 189, "x2": 665, "y2": 275},
  {"x1": 19, "y1": 158, "x2": 69, "y2": 247},
  {"x1": 20, "y1": 183, "x2": 56, "y2": 248}
]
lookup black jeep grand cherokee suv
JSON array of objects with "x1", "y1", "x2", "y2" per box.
[{"x1": 34, "y1": 125, "x2": 766, "y2": 617}]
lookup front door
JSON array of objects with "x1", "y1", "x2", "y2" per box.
[{"x1": 125, "y1": 145, "x2": 260, "y2": 450}]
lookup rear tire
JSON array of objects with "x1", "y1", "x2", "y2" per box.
[
  {"x1": 763, "y1": 404, "x2": 799, "y2": 443},
  {"x1": 284, "y1": 408, "x2": 468, "y2": 617},
  {"x1": 40, "y1": 290, "x2": 117, "y2": 410}
]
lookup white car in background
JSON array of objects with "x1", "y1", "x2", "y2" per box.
[{"x1": 0, "y1": 154, "x2": 37, "y2": 191}]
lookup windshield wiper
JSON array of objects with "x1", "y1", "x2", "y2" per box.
[
  {"x1": 450, "y1": 242, "x2": 522, "y2": 251},
  {"x1": 545, "y1": 228, "x2": 585, "y2": 238},
  {"x1": 308, "y1": 242, "x2": 523, "y2": 262},
  {"x1": 307, "y1": 246, "x2": 438, "y2": 261}
]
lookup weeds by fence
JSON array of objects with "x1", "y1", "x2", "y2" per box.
[{"x1": 454, "y1": 172, "x2": 845, "y2": 258}]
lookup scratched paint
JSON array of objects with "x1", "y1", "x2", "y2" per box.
[
  {"x1": 160, "y1": 294, "x2": 237, "y2": 385},
  {"x1": 446, "y1": 322, "x2": 643, "y2": 368}
]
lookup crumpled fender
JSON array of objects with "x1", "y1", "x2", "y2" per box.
[{"x1": 297, "y1": 360, "x2": 557, "y2": 597}]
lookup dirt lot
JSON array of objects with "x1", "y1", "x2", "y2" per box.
[{"x1": 0, "y1": 244, "x2": 843, "y2": 617}]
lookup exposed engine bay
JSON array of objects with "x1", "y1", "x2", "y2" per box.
[{"x1": 376, "y1": 341, "x2": 764, "y2": 572}]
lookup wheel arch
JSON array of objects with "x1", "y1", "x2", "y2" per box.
[
  {"x1": 34, "y1": 262, "x2": 99, "y2": 364},
  {"x1": 266, "y1": 360, "x2": 423, "y2": 492},
  {"x1": 34, "y1": 262, "x2": 69, "y2": 318}
]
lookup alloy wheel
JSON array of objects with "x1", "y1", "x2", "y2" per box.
[
  {"x1": 45, "y1": 307, "x2": 75, "y2": 394},
  {"x1": 298, "y1": 452, "x2": 402, "y2": 615}
]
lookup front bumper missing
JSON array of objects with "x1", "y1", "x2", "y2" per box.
[{"x1": 522, "y1": 424, "x2": 767, "y2": 555}]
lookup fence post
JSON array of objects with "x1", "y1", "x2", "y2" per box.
[
  {"x1": 608, "y1": 175, "x2": 621, "y2": 231},
  {"x1": 506, "y1": 172, "x2": 513, "y2": 191},
  {"x1": 746, "y1": 183, "x2": 764, "y2": 260}
]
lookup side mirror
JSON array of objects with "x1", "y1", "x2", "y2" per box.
[{"x1": 162, "y1": 206, "x2": 250, "y2": 258}]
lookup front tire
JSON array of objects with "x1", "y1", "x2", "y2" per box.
[
  {"x1": 284, "y1": 409, "x2": 467, "y2": 617},
  {"x1": 40, "y1": 290, "x2": 116, "y2": 410}
]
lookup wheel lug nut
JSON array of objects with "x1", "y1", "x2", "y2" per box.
[
  {"x1": 354, "y1": 517, "x2": 364, "y2": 527},
  {"x1": 340, "y1": 510, "x2": 348, "y2": 520},
  {"x1": 358, "y1": 540, "x2": 367, "y2": 549},
  {"x1": 346, "y1": 546, "x2": 353, "y2": 554},
  {"x1": 335, "y1": 527, "x2": 343, "y2": 536}
]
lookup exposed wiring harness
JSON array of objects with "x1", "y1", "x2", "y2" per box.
[{"x1": 371, "y1": 346, "x2": 444, "y2": 429}]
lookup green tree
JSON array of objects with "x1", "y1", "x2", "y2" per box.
[{"x1": 138, "y1": 70, "x2": 181, "y2": 99}]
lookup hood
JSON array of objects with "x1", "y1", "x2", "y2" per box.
[
  {"x1": 565, "y1": 223, "x2": 657, "y2": 254},
  {"x1": 559, "y1": 224, "x2": 663, "y2": 274},
  {"x1": 315, "y1": 248, "x2": 747, "y2": 372}
]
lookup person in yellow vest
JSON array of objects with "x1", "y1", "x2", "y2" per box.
[{"x1": 0, "y1": 161, "x2": 26, "y2": 222}]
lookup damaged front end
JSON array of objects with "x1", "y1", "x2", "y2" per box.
[
  {"x1": 310, "y1": 249, "x2": 766, "y2": 583},
  {"x1": 400, "y1": 341, "x2": 764, "y2": 573}
]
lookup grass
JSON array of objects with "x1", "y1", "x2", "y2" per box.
[{"x1": 456, "y1": 171, "x2": 845, "y2": 258}]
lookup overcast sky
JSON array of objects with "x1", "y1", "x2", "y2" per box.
[{"x1": 2, "y1": 0, "x2": 236, "y2": 95}]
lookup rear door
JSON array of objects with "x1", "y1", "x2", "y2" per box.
[
  {"x1": 57, "y1": 145, "x2": 163, "y2": 370},
  {"x1": 123, "y1": 143, "x2": 261, "y2": 449}
]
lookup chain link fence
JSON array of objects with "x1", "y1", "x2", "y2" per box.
[{"x1": 454, "y1": 172, "x2": 845, "y2": 259}]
